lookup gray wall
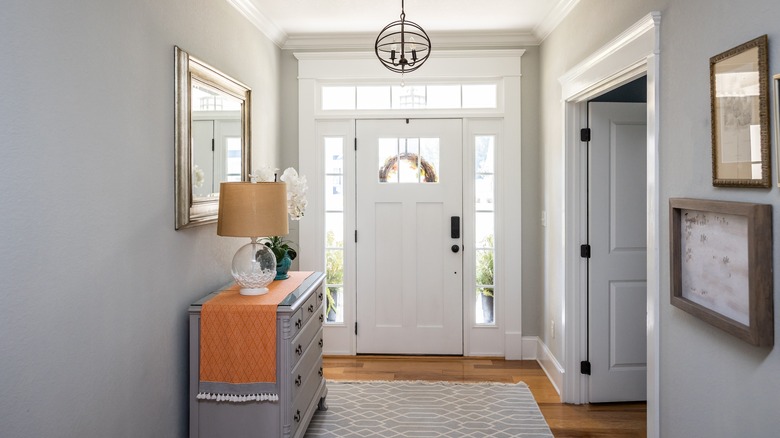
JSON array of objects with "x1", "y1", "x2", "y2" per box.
[
  {"x1": 0, "y1": 1, "x2": 281, "y2": 436},
  {"x1": 542, "y1": 0, "x2": 780, "y2": 435}
]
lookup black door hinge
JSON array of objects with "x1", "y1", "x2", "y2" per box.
[
  {"x1": 355, "y1": 322, "x2": 358, "y2": 335},
  {"x1": 211, "y1": 138, "x2": 215, "y2": 152},
  {"x1": 580, "y1": 360, "x2": 591, "y2": 375},
  {"x1": 580, "y1": 244, "x2": 591, "y2": 258},
  {"x1": 580, "y1": 128, "x2": 591, "y2": 142},
  {"x1": 354, "y1": 137, "x2": 357, "y2": 151},
  {"x1": 355, "y1": 230, "x2": 358, "y2": 243}
]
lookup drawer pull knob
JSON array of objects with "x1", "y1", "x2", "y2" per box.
[
  {"x1": 308, "y1": 304, "x2": 315, "y2": 313},
  {"x1": 295, "y1": 375, "x2": 302, "y2": 386},
  {"x1": 318, "y1": 338, "x2": 323, "y2": 348},
  {"x1": 318, "y1": 292, "x2": 323, "y2": 301},
  {"x1": 319, "y1": 314, "x2": 324, "y2": 323},
  {"x1": 294, "y1": 410, "x2": 301, "y2": 423},
  {"x1": 318, "y1": 367, "x2": 323, "y2": 377},
  {"x1": 295, "y1": 345, "x2": 303, "y2": 356},
  {"x1": 295, "y1": 318, "x2": 302, "y2": 329}
]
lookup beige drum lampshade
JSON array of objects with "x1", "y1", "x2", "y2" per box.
[{"x1": 217, "y1": 182, "x2": 289, "y2": 238}]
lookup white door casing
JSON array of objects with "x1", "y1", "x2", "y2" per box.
[
  {"x1": 355, "y1": 118, "x2": 463, "y2": 355},
  {"x1": 588, "y1": 102, "x2": 647, "y2": 402},
  {"x1": 296, "y1": 50, "x2": 524, "y2": 358},
  {"x1": 558, "y1": 16, "x2": 660, "y2": 436}
]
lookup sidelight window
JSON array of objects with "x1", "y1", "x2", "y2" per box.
[
  {"x1": 324, "y1": 136, "x2": 345, "y2": 323},
  {"x1": 475, "y1": 135, "x2": 495, "y2": 325}
]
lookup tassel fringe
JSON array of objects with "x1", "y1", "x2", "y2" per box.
[{"x1": 196, "y1": 392, "x2": 279, "y2": 403}]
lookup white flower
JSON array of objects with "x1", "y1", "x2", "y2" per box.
[
  {"x1": 192, "y1": 164, "x2": 205, "y2": 188},
  {"x1": 280, "y1": 167, "x2": 308, "y2": 220},
  {"x1": 249, "y1": 165, "x2": 279, "y2": 182}
]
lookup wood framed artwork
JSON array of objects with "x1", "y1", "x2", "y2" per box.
[
  {"x1": 710, "y1": 35, "x2": 770, "y2": 188},
  {"x1": 669, "y1": 198, "x2": 773, "y2": 346}
]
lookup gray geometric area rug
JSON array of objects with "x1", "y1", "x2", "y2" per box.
[{"x1": 304, "y1": 380, "x2": 553, "y2": 438}]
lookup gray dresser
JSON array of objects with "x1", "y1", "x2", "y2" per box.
[{"x1": 189, "y1": 272, "x2": 327, "y2": 438}]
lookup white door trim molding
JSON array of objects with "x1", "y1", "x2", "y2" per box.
[
  {"x1": 297, "y1": 50, "x2": 524, "y2": 359},
  {"x1": 558, "y1": 12, "x2": 661, "y2": 438}
]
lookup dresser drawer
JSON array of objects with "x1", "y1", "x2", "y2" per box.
[
  {"x1": 316, "y1": 285, "x2": 324, "y2": 309},
  {"x1": 290, "y1": 329, "x2": 323, "y2": 403},
  {"x1": 299, "y1": 290, "x2": 319, "y2": 326},
  {"x1": 288, "y1": 307, "x2": 304, "y2": 340},
  {"x1": 290, "y1": 359, "x2": 325, "y2": 438},
  {"x1": 289, "y1": 303, "x2": 322, "y2": 369}
]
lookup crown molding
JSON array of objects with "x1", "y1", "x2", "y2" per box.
[
  {"x1": 293, "y1": 49, "x2": 526, "y2": 62},
  {"x1": 283, "y1": 30, "x2": 538, "y2": 51},
  {"x1": 226, "y1": 0, "x2": 288, "y2": 47},
  {"x1": 534, "y1": 0, "x2": 581, "y2": 43}
]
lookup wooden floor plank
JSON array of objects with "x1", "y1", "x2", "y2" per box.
[{"x1": 323, "y1": 355, "x2": 646, "y2": 437}]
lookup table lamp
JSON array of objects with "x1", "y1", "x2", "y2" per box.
[{"x1": 217, "y1": 181, "x2": 289, "y2": 295}]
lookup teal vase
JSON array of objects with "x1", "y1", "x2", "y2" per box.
[{"x1": 275, "y1": 250, "x2": 292, "y2": 280}]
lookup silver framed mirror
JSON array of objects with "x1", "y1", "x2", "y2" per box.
[{"x1": 175, "y1": 46, "x2": 251, "y2": 230}]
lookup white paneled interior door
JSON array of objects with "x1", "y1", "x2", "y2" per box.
[
  {"x1": 356, "y1": 119, "x2": 463, "y2": 355},
  {"x1": 588, "y1": 102, "x2": 647, "y2": 402}
]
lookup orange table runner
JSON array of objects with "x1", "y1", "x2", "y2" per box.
[{"x1": 198, "y1": 271, "x2": 313, "y2": 402}]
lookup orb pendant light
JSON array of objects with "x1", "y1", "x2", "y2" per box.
[{"x1": 375, "y1": 0, "x2": 431, "y2": 74}]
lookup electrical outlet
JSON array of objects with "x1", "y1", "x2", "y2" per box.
[{"x1": 551, "y1": 319, "x2": 555, "y2": 339}]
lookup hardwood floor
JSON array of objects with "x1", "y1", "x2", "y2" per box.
[{"x1": 323, "y1": 355, "x2": 646, "y2": 437}]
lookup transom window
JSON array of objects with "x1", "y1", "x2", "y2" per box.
[{"x1": 322, "y1": 83, "x2": 498, "y2": 111}]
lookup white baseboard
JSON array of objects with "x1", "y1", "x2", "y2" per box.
[
  {"x1": 522, "y1": 336, "x2": 564, "y2": 396},
  {"x1": 521, "y1": 336, "x2": 539, "y2": 359},
  {"x1": 505, "y1": 332, "x2": 524, "y2": 360}
]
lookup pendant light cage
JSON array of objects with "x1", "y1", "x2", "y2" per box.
[{"x1": 375, "y1": 2, "x2": 431, "y2": 74}]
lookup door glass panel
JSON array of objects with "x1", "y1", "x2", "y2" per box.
[
  {"x1": 325, "y1": 212, "x2": 344, "y2": 245},
  {"x1": 378, "y1": 138, "x2": 399, "y2": 183},
  {"x1": 476, "y1": 287, "x2": 495, "y2": 325},
  {"x1": 476, "y1": 174, "x2": 494, "y2": 210},
  {"x1": 379, "y1": 138, "x2": 440, "y2": 183},
  {"x1": 325, "y1": 175, "x2": 343, "y2": 210},
  {"x1": 398, "y1": 138, "x2": 420, "y2": 183},
  {"x1": 475, "y1": 135, "x2": 495, "y2": 325},
  {"x1": 420, "y1": 139, "x2": 440, "y2": 183},
  {"x1": 324, "y1": 137, "x2": 344, "y2": 174},
  {"x1": 324, "y1": 136, "x2": 345, "y2": 324},
  {"x1": 475, "y1": 136, "x2": 495, "y2": 173},
  {"x1": 325, "y1": 286, "x2": 344, "y2": 323},
  {"x1": 325, "y1": 249, "x2": 344, "y2": 323},
  {"x1": 475, "y1": 212, "x2": 494, "y2": 247}
]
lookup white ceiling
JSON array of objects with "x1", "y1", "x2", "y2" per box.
[{"x1": 227, "y1": 0, "x2": 580, "y2": 48}]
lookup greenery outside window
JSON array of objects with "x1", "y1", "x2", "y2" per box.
[{"x1": 324, "y1": 137, "x2": 345, "y2": 323}]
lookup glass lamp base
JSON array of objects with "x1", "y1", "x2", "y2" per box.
[
  {"x1": 231, "y1": 238, "x2": 277, "y2": 294},
  {"x1": 239, "y1": 287, "x2": 270, "y2": 296}
]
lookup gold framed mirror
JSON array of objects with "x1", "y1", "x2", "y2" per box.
[
  {"x1": 175, "y1": 46, "x2": 251, "y2": 229},
  {"x1": 710, "y1": 35, "x2": 770, "y2": 188}
]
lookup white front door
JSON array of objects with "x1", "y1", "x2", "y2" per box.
[
  {"x1": 588, "y1": 102, "x2": 647, "y2": 402},
  {"x1": 355, "y1": 119, "x2": 463, "y2": 355}
]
